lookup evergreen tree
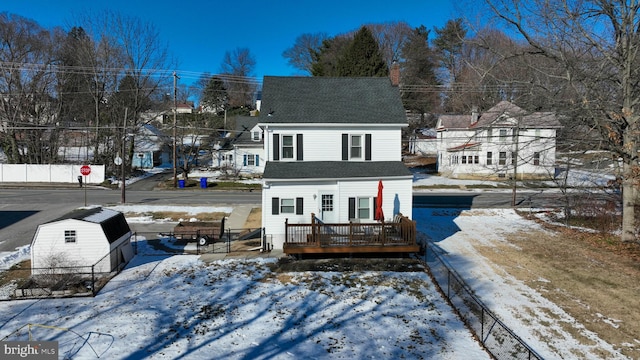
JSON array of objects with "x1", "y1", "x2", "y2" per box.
[
  {"x1": 58, "y1": 27, "x2": 95, "y2": 124},
  {"x1": 337, "y1": 26, "x2": 388, "y2": 77},
  {"x1": 400, "y1": 25, "x2": 439, "y2": 120}
]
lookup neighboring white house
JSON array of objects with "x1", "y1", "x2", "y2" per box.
[
  {"x1": 259, "y1": 76, "x2": 414, "y2": 251},
  {"x1": 31, "y1": 207, "x2": 133, "y2": 274},
  {"x1": 215, "y1": 116, "x2": 265, "y2": 176},
  {"x1": 132, "y1": 124, "x2": 172, "y2": 169},
  {"x1": 436, "y1": 101, "x2": 563, "y2": 180}
]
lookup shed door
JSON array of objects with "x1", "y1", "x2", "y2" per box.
[{"x1": 318, "y1": 192, "x2": 336, "y2": 223}]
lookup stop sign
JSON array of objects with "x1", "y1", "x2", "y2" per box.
[{"x1": 80, "y1": 165, "x2": 91, "y2": 176}]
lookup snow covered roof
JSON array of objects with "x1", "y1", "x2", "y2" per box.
[{"x1": 46, "y1": 207, "x2": 131, "y2": 244}]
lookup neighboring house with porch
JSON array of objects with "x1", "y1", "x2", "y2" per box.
[
  {"x1": 436, "y1": 101, "x2": 562, "y2": 180},
  {"x1": 259, "y1": 76, "x2": 416, "y2": 254}
]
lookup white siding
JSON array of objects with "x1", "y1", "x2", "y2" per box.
[
  {"x1": 437, "y1": 128, "x2": 557, "y2": 179},
  {"x1": 263, "y1": 125, "x2": 402, "y2": 162},
  {"x1": 31, "y1": 219, "x2": 110, "y2": 272},
  {"x1": 262, "y1": 178, "x2": 413, "y2": 250}
]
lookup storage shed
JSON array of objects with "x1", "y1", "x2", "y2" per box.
[{"x1": 31, "y1": 207, "x2": 133, "y2": 274}]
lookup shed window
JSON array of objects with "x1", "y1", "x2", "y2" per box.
[{"x1": 65, "y1": 230, "x2": 76, "y2": 243}]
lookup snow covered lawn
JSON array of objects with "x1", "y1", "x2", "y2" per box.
[{"x1": 0, "y1": 243, "x2": 489, "y2": 359}]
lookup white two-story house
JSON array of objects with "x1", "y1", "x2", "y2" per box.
[
  {"x1": 436, "y1": 101, "x2": 562, "y2": 180},
  {"x1": 259, "y1": 76, "x2": 414, "y2": 251}
]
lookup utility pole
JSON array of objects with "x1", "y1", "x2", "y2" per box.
[
  {"x1": 121, "y1": 108, "x2": 128, "y2": 204},
  {"x1": 173, "y1": 71, "x2": 179, "y2": 188},
  {"x1": 511, "y1": 119, "x2": 520, "y2": 207}
]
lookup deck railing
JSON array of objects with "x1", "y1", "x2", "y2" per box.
[{"x1": 284, "y1": 213, "x2": 416, "y2": 249}]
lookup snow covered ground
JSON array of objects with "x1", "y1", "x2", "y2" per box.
[
  {"x1": 0, "y1": 170, "x2": 628, "y2": 359},
  {"x1": 0, "y1": 206, "x2": 628, "y2": 359}
]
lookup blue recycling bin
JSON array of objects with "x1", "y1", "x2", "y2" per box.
[
  {"x1": 178, "y1": 179, "x2": 185, "y2": 188},
  {"x1": 199, "y1": 177, "x2": 207, "y2": 189}
]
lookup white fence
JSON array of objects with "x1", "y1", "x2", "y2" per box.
[{"x1": 0, "y1": 164, "x2": 105, "y2": 184}]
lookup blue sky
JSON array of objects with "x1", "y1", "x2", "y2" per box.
[{"x1": 3, "y1": 0, "x2": 457, "y2": 86}]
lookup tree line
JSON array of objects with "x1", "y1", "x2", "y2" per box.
[{"x1": 2, "y1": 1, "x2": 640, "y2": 243}]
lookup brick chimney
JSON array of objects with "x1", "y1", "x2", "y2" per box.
[{"x1": 390, "y1": 61, "x2": 400, "y2": 86}]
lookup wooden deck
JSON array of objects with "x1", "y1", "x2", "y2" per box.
[{"x1": 283, "y1": 214, "x2": 420, "y2": 255}]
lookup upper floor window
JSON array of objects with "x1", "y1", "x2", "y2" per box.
[
  {"x1": 535, "y1": 129, "x2": 541, "y2": 139},
  {"x1": 350, "y1": 135, "x2": 362, "y2": 159},
  {"x1": 487, "y1": 129, "x2": 493, "y2": 140},
  {"x1": 486, "y1": 151, "x2": 493, "y2": 165},
  {"x1": 499, "y1": 129, "x2": 507, "y2": 142},
  {"x1": 273, "y1": 134, "x2": 303, "y2": 161},
  {"x1": 252, "y1": 131, "x2": 261, "y2": 141},
  {"x1": 342, "y1": 133, "x2": 371, "y2": 161},
  {"x1": 282, "y1": 135, "x2": 294, "y2": 159}
]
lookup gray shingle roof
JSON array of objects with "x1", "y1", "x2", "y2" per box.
[
  {"x1": 439, "y1": 101, "x2": 563, "y2": 129},
  {"x1": 259, "y1": 76, "x2": 407, "y2": 124},
  {"x1": 48, "y1": 207, "x2": 131, "y2": 244},
  {"x1": 263, "y1": 161, "x2": 412, "y2": 180}
]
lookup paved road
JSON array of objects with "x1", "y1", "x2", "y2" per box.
[{"x1": 0, "y1": 181, "x2": 262, "y2": 253}]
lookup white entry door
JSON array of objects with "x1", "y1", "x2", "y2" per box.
[{"x1": 318, "y1": 193, "x2": 337, "y2": 223}]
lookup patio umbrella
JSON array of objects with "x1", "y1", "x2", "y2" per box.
[{"x1": 374, "y1": 180, "x2": 384, "y2": 221}]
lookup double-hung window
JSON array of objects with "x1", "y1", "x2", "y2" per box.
[
  {"x1": 350, "y1": 135, "x2": 362, "y2": 159},
  {"x1": 499, "y1": 152, "x2": 507, "y2": 165},
  {"x1": 486, "y1": 152, "x2": 493, "y2": 165},
  {"x1": 281, "y1": 135, "x2": 294, "y2": 159},
  {"x1": 280, "y1": 198, "x2": 295, "y2": 213}
]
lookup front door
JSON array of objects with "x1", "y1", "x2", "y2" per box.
[{"x1": 318, "y1": 193, "x2": 337, "y2": 223}]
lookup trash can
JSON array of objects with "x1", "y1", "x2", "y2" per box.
[
  {"x1": 178, "y1": 179, "x2": 185, "y2": 188},
  {"x1": 199, "y1": 177, "x2": 207, "y2": 189}
]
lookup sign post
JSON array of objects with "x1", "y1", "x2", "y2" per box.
[{"x1": 80, "y1": 165, "x2": 91, "y2": 206}]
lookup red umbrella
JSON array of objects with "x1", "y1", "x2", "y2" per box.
[{"x1": 374, "y1": 180, "x2": 384, "y2": 221}]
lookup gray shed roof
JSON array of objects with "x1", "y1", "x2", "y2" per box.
[
  {"x1": 48, "y1": 207, "x2": 131, "y2": 244},
  {"x1": 259, "y1": 76, "x2": 407, "y2": 125},
  {"x1": 263, "y1": 161, "x2": 412, "y2": 180}
]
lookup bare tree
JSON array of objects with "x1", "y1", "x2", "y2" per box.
[
  {"x1": 477, "y1": 0, "x2": 640, "y2": 243},
  {"x1": 282, "y1": 33, "x2": 328, "y2": 75},
  {"x1": 0, "y1": 13, "x2": 62, "y2": 164},
  {"x1": 219, "y1": 47, "x2": 257, "y2": 109}
]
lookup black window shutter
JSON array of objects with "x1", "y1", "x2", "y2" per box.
[
  {"x1": 342, "y1": 134, "x2": 348, "y2": 160},
  {"x1": 272, "y1": 197, "x2": 279, "y2": 215},
  {"x1": 365, "y1": 134, "x2": 372, "y2": 160},
  {"x1": 296, "y1": 197, "x2": 304, "y2": 215},
  {"x1": 296, "y1": 134, "x2": 303, "y2": 160},
  {"x1": 348, "y1": 197, "x2": 356, "y2": 219},
  {"x1": 373, "y1": 196, "x2": 378, "y2": 217},
  {"x1": 273, "y1": 134, "x2": 280, "y2": 160}
]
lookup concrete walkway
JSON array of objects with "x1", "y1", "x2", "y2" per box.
[{"x1": 224, "y1": 204, "x2": 255, "y2": 230}]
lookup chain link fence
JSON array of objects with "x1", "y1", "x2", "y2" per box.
[{"x1": 419, "y1": 239, "x2": 544, "y2": 360}]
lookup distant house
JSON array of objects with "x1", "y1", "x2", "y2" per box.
[
  {"x1": 259, "y1": 76, "x2": 415, "y2": 252},
  {"x1": 436, "y1": 101, "x2": 562, "y2": 180},
  {"x1": 132, "y1": 124, "x2": 172, "y2": 169},
  {"x1": 213, "y1": 116, "x2": 265, "y2": 176},
  {"x1": 31, "y1": 207, "x2": 133, "y2": 274}
]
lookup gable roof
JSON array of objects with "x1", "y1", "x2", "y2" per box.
[
  {"x1": 259, "y1": 76, "x2": 407, "y2": 125},
  {"x1": 439, "y1": 101, "x2": 562, "y2": 130},
  {"x1": 48, "y1": 207, "x2": 131, "y2": 244},
  {"x1": 263, "y1": 161, "x2": 412, "y2": 180}
]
